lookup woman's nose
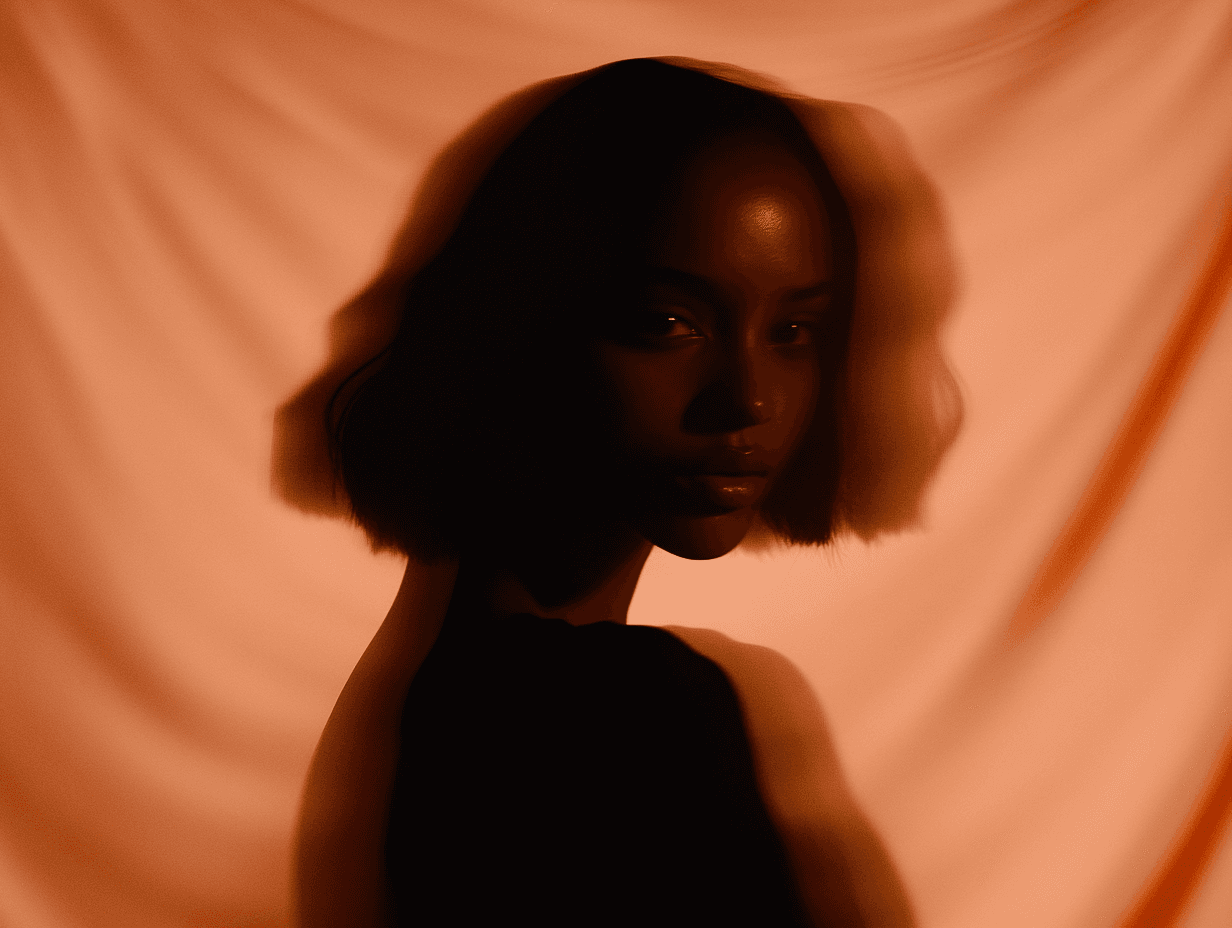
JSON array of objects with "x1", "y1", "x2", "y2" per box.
[{"x1": 682, "y1": 343, "x2": 773, "y2": 435}]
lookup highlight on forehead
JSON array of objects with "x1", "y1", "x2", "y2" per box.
[
  {"x1": 649, "y1": 137, "x2": 836, "y2": 288},
  {"x1": 728, "y1": 189, "x2": 832, "y2": 271},
  {"x1": 663, "y1": 132, "x2": 831, "y2": 211}
]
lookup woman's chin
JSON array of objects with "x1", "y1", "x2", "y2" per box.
[{"x1": 639, "y1": 509, "x2": 756, "y2": 561}]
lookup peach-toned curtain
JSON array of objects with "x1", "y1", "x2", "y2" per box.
[{"x1": 2, "y1": 2, "x2": 1229, "y2": 927}]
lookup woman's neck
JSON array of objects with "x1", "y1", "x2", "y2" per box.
[{"x1": 457, "y1": 522, "x2": 653, "y2": 626}]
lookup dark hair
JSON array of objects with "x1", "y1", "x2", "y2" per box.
[{"x1": 329, "y1": 58, "x2": 857, "y2": 560}]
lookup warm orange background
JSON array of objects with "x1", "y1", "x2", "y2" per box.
[{"x1": 2, "y1": 2, "x2": 1230, "y2": 926}]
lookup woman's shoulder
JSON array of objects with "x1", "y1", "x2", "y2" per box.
[
  {"x1": 397, "y1": 614, "x2": 757, "y2": 806},
  {"x1": 410, "y1": 613, "x2": 743, "y2": 743},
  {"x1": 486, "y1": 614, "x2": 737, "y2": 699}
]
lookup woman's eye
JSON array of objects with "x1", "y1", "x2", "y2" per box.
[
  {"x1": 635, "y1": 312, "x2": 701, "y2": 341},
  {"x1": 770, "y1": 322, "x2": 816, "y2": 347}
]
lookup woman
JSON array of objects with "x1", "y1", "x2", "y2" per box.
[{"x1": 294, "y1": 57, "x2": 959, "y2": 928}]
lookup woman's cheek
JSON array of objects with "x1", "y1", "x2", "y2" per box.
[
  {"x1": 596, "y1": 347, "x2": 695, "y2": 449},
  {"x1": 774, "y1": 359, "x2": 821, "y2": 441}
]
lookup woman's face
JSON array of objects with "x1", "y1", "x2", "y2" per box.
[{"x1": 594, "y1": 133, "x2": 838, "y2": 560}]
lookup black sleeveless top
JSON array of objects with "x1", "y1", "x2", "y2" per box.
[{"x1": 385, "y1": 610, "x2": 810, "y2": 926}]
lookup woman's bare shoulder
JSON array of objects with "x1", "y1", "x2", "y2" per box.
[
  {"x1": 660, "y1": 624, "x2": 918, "y2": 928},
  {"x1": 659, "y1": 625, "x2": 852, "y2": 819}
]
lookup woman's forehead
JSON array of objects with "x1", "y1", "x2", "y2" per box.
[{"x1": 649, "y1": 136, "x2": 834, "y2": 283}]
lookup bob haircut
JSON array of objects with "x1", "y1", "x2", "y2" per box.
[{"x1": 329, "y1": 58, "x2": 859, "y2": 561}]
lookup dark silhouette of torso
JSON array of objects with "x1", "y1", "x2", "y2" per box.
[{"x1": 385, "y1": 606, "x2": 811, "y2": 926}]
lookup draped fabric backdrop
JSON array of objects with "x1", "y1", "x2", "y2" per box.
[{"x1": 2, "y1": 2, "x2": 1230, "y2": 926}]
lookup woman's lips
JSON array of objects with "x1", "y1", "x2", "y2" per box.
[{"x1": 672, "y1": 473, "x2": 768, "y2": 510}]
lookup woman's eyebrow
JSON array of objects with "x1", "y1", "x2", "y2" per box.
[
  {"x1": 784, "y1": 280, "x2": 833, "y2": 302},
  {"x1": 646, "y1": 267, "x2": 833, "y2": 305},
  {"x1": 645, "y1": 266, "x2": 727, "y2": 306}
]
